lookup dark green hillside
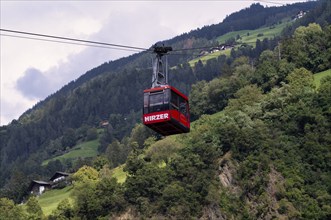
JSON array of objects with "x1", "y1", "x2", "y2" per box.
[
  {"x1": 28, "y1": 63, "x2": 331, "y2": 219},
  {"x1": 51, "y1": 23, "x2": 329, "y2": 219},
  {"x1": 283, "y1": 0, "x2": 331, "y2": 36},
  {"x1": 0, "y1": 2, "x2": 330, "y2": 217}
]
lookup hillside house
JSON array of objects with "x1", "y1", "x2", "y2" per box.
[
  {"x1": 100, "y1": 120, "x2": 109, "y2": 127},
  {"x1": 297, "y1": 11, "x2": 306, "y2": 19},
  {"x1": 198, "y1": 50, "x2": 209, "y2": 57},
  {"x1": 50, "y1": 171, "x2": 71, "y2": 188},
  {"x1": 294, "y1": 11, "x2": 307, "y2": 20},
  {"x1": 198, "y1": 44, "x2": 234, "y2": 57},
  {"x1": 210, "y1": 47, "x2": 220, "y2": 53},
  {"x1": 28, "y1": 171, "x2": 71, "y2": 195},
  {"x1": 50, "y1": 171, "x2": 70, "y2": 183},
  {"x1": 223, "y1": 44, "x2": 234, "y2": 50},
  {"x1": 28, "y1": 180, "x2": 52, "y2": 196}
]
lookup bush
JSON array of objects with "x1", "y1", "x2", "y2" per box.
[{"x1": 86, "y1": 128, "x2": 98, "y2": 141}]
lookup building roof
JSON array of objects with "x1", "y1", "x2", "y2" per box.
[
  {"x1": 32, "y1": 180, "x2": 51, "y2": 185},
  {"x1": 28, "y1": 180, "x2": 52, "y2": 191},
  {"x1": 49, "y1": 171, "x2": 70, "y2": 181}
]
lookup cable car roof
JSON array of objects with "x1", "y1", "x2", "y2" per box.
[{"x1": 143, "y1": 85, "x2": 188, "y2": 101}]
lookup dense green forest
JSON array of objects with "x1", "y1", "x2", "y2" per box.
[{"x1": 1, "y1": 0, "x2": 331, "y2": 219}]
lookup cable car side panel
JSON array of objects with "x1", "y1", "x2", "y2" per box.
[{"x1": 143, "y1": 110, "x2": 189, "y2": 136}]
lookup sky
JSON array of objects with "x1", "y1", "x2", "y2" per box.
[{"x1": 0, "y1": 0, "x2": 305, "y2": 126}]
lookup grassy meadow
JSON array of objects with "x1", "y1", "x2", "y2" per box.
[
  {"x1": 189, "y1": 19, "x2": 293, "y2": 67},
  {"x1": 37, "y1": 186, "x2": 73, "y2": 216},
  {"x1": 314, "y1": 69, "x2": 331, "y2": 88},
  {"x1": 42, "y1": 139, "x2": 99, "y2": 166}
]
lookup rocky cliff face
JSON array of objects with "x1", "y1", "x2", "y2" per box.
[{"x1": 215, "y1": 152, "x2": 298, "y2": 220}]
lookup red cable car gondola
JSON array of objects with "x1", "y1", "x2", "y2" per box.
[
  {"x1": 143, "y1": 46, "x2": 190, "y2": 136},
  {"x1": 143, "y1": 85, "x2": 190, "y2": 136}
]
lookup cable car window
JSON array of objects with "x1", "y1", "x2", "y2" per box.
[
  {"x1": 143, "y1": 93, "x2": 149, "y2": 114},
  {"x1": 150, "y1": 93, "x2": 163, "y2": 106},
  {"x1": 171, "y1": 91, "x2": 179, "y2": 110},
  {"x1": 149, "y1": 92, "x2": 168, "y2": 112},
  {"x1": 164, "y1": 89, "x2": 170, "y2": 105},
  {"x1": 179, "y1": 96, "x2": 188, "y2": 117},
  {"x1": 179, "y1": 102, "x2": 187, "y2": 115}
]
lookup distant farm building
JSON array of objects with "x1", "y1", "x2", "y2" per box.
[
  {"x1": 28, "y1": 171, "x2": 71, "y2": 196},
  {"x1": 198, "y1": 50, "x2": 209, "y2": 57},
  {"x1": 210, "y1": 47, "x2": 220, "y2": 53},
  {"x1": 198, "y1": 44, "x2": 234, "y2": 57},
  {"x1": 100, "y1": 120, "x2": 109, "y2": 127},
  {"x1": 28, "y1": 180, "x2": 52, "y2": 196},
  {"x1": 50, "y1": 171, "x2": 70, "y2": 184},
  {"x1": 294, "y1": 11, "x2": 307, "y2": 20}
]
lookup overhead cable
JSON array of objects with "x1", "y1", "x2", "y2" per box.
[
  {"x1": 0, "y1": 33, "x2": 145, "y2": 52},
  {"x1": 0, "y1": 28, "x2": 149, "y2": 51},
  {"x1": 0, "y1": 28, "x2": 274, "y2": 57}
]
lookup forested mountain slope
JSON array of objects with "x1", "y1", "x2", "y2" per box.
[{"x1": 0, "y1": 1, "x2": 330, "y2": 218}]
